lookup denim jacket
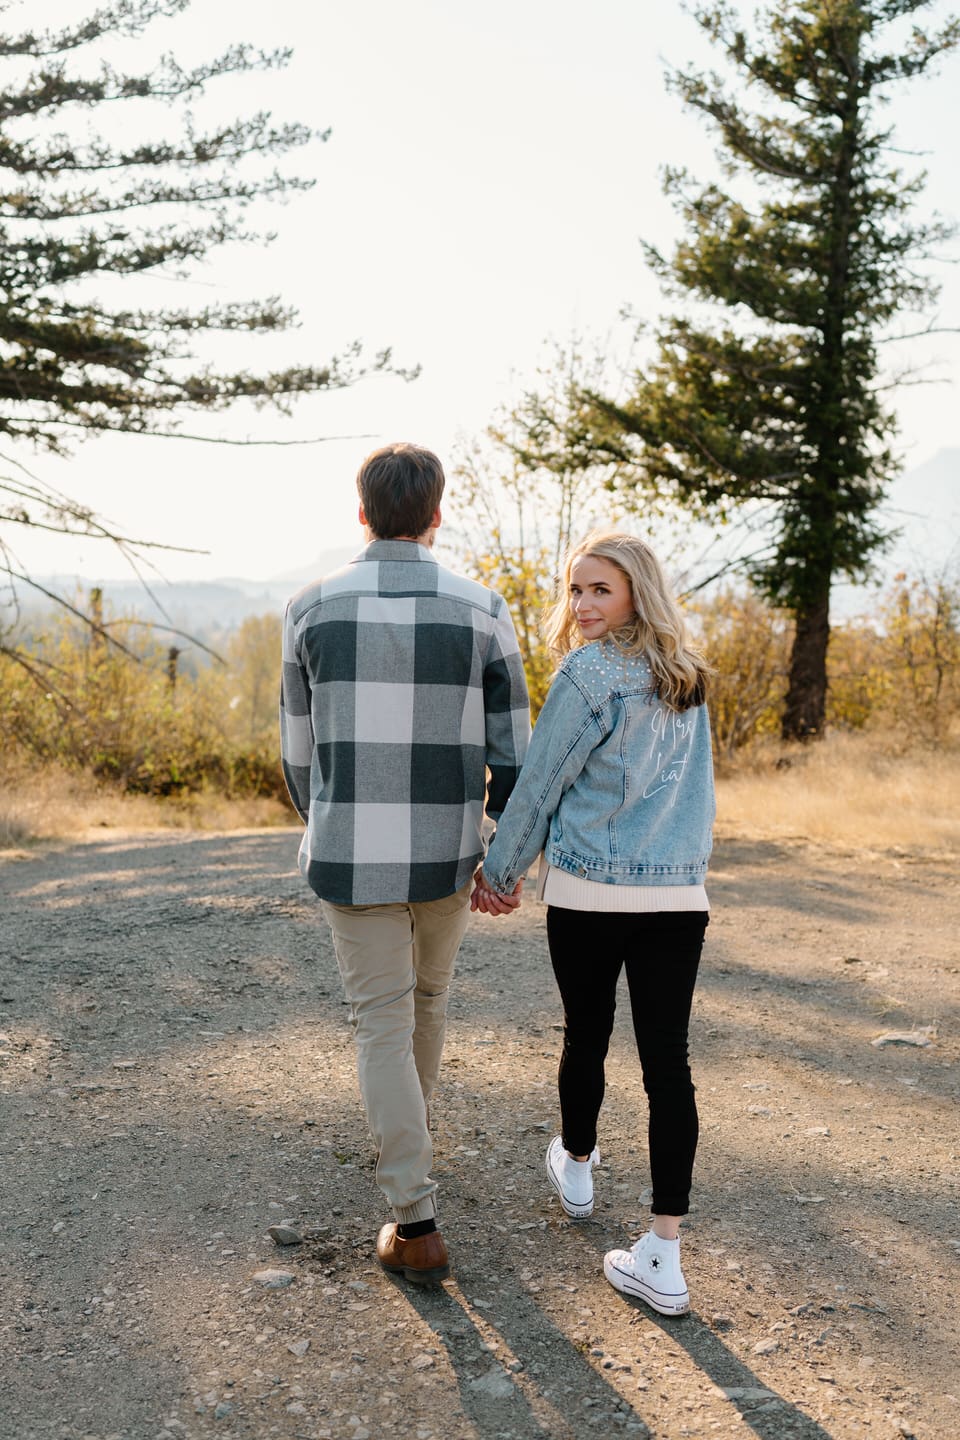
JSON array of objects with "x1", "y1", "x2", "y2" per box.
[{"x1": 483, "y1": 640, "x2": 715, "y2": 891}]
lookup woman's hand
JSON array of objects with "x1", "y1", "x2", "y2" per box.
[{"x1": 470, "y1": 866, "x2": 523, "y2": 916}]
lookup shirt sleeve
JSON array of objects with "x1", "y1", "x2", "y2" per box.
[
  {"x1": 279, "y1": 601, "x2": 314, "y2": 824},
  {"x1": 482, "y1": 596, "x2": 531, "y2": 822},
  {"x1": 482, "y1": 667, "x2": 603, "y2": 891}
]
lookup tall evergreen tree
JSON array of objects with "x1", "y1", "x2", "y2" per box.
[
  {"x1": 547, "y1": 0, "x2": 958, "y2": 739},
  {"x1": 0, "y1": 0, "x2": 396, "y2": 458}
]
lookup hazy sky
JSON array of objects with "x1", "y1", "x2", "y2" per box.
[{"x1": 8, "y1": 0, "x2": 960, "y2": 584}]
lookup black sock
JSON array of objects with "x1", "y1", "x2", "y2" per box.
[{"x1": 396, "y1": 1219, "x2": 437, "y2": 1240}]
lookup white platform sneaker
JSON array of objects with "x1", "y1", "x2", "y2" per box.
[
  {"x1": 603, "y1": 1230, "x2": 690, "y2": 1315},
  {"x1": 545, "y1": 1135, "x2": 600, "y2": 1218}
]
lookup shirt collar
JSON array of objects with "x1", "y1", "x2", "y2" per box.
[{"x1": 358, "y1": 539, "x2": 434, "y2": 563}]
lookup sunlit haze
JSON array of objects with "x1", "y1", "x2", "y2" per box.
[{"x1": 8, "y1": 0, "x2": 960, "y2": 586}]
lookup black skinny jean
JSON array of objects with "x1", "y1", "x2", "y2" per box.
[{"x1": 547, "y1": 906, "x2": 708, "y2": 1217}]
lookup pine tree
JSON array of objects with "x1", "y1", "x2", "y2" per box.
[
  {"x1": 579, "y1": 0, "x2": 959, "y2": 739},
  {"x1": 0, "y1": 0, "x2": 397, "y2": 457}
]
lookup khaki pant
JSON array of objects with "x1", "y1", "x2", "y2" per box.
[{"x1": 321, "y1": 881, "x2": 472, "y2": 1224}]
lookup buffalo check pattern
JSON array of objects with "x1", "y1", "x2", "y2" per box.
[{"x1": 280, "y1": 541, "x2": 530, "y2": 905}]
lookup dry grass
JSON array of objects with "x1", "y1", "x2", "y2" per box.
[
  {"x1": 4, "y1": 734, "x2": 958, "y2": 857},
  {"x1": 717, "y1": 732, "x2": 960, "y2": 854},
  {"x1": 0, "y1": 760, "x2": 295, "y2": 850}
]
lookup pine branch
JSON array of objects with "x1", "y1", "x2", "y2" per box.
[
  {"x1": 0, "y1": 44, "x2": 297, "y2": 121},
  {"x1": 0, "y1": 2, "x2": 192, "y2": 59},
  {"x1": 0, "y1": 113, "x2": 313, "y2": 176},
  {"x1": 0, "y1": 1, "x2": 409, "y2": 458},
  {"x1": 0, "y1": 170, "x2": 314, "y2": 221}
]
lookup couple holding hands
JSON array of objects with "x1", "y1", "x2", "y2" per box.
[{"x1": 280, "y1": 442, "x2": 714, "y2": 1318}]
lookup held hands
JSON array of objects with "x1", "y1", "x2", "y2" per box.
[{"x1": 470, "y1": 866, "x2": 523, "y2": 917}]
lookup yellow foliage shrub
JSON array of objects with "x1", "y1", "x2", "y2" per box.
[
  {"x1": 0, "y1": 605, "x2": 290, "y2": 803},
  {"x1": 2, "y1": 566, "x2": 957, "y2": 829}
]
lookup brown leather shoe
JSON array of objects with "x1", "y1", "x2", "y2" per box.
[{"x1": 376, "y1": 1223, "x2": 450, "y2": 1285}]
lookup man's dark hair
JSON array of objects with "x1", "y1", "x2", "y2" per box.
[{"x1": 356, "y1": 443, "x2": 445, "y2": 539}]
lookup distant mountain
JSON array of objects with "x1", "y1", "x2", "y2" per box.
[
  {"x1": 267, "y1": 546, "x2": 357, "y2": 587},
  {"x1": 830, "y1": 448, "x2": 959, "y2": 616},
  {"x1": 881, "y1": 448, "x2": 959, "y2": 574},
  {"x1": 10, "y1": 576, "x2": 292, "y2": 634},
  {"x1": 9, "y1": 454, "x2": 956, "y2": 637},
  {"x1": 10, "y1": 547, "x2": 362, "y2": 636}
]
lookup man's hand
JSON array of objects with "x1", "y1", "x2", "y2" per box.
[{"x1": 470, "y1": 866, "x2": 523, "y2": 916}]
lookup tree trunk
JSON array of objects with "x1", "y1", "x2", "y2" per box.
[
  {"x1": 779, "y1": 40, "x2": 858, "y2": 745},
  {"x1": 782, "y1": 590, "x2": 830, "y2": 741}
]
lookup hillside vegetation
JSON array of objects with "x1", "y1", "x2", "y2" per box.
[{"x1": 1, "y1": 572, "x2": 957, "y2": 850}]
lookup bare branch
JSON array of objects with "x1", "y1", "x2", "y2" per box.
[
  {"x1": 3, "y1": 568, "x2": 140, "y2": 659},
  {"x1": 877, "y1": 325, "x2": 960, "y2": 344},
  {"x1": 0, "y1": 641, "x2": 79, "y2": 711},
  {"x1": 100, "y1": 616, "x2": 224, "y2": 665},
  {"x1": 678, "y1": 545, "x2": 777, "y2": 598},
  {"x1": 79, "y1": 428, "x2": 380, "y2": 448}
]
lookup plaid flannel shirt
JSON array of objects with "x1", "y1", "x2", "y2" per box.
[{"x1": 280, "y1": 540, "x2": 530, "y2": 906}]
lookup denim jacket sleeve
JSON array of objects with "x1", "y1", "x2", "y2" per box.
[{"x1": 482, "y1": 668, "x2": 605, "y2": 892}]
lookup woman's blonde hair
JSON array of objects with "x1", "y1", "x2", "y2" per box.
[{"x1": 543, "y1": 529, "x2": 711, "y2": 711}]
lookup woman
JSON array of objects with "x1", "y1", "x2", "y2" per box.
[{"x1": 474, "y1": 530, "x2": 715, "y2": 1317}]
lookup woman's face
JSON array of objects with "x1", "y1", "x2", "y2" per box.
[{"x1": 568, "y1": 554, "x2": 635, "y2": 639}]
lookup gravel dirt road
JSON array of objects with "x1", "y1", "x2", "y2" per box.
[{"x1": 1, "y1": 827, "x2": 957, "y2": 1440}]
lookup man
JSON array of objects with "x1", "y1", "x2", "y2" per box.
[{"x1": 280, "y1": 442, "x2": 529, "y2": 1283}]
